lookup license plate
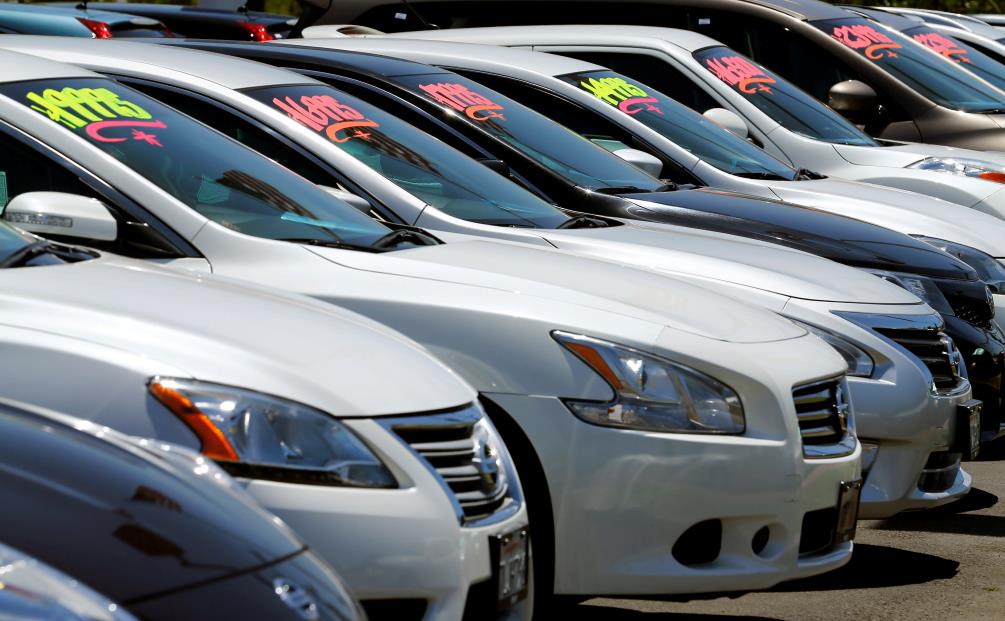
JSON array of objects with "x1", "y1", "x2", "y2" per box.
[
  {"x1": 494, "y1": 527, "x2": 529, "y2": 612},
  {"x1": 957, "y1": 400, "x2": 982, "y2": 461},
  {"x1": 835, "y1": 480, "x2": 862, "y2": 545}
]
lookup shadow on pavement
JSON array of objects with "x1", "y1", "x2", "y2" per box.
[
  {"x1": 770, "y1": 543, "x2": 958, "y2": 592},
  {"x1": 925, "y1": 487, "x2": 998, "y2": 514},
  {"x1": 562, "y1": 603, "x2": 781, "y2": 620},
  {"x1": 869, "y1": 488, "x2": 1001, "y2": 535}
]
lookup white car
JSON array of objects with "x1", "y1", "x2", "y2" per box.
[
  {"x1": 1, "y1": 37, "x2": 976, "y2": 518},
  {"x1": 0, "y1": 48, "x2": 869, "y2": 602},
  {"x1": 0, "y1": 220, "x2": 527, "y2": 620}
]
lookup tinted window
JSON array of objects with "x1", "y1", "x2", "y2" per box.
[
  {"x1": 813, "y1": 17, "x2": 1005, "y2": 112},
  {"x1": 556, "y1": 69, "x2": 798, "y2": 178},
  {"x1": 0, "y1": 220, "x2": 42, "y2": 262},
  {"x1": 0, "y1": 78, "x2": 391, "y2": 247},
  {"x1": 244, "y1": 83, "x2": 571, "y2": 227},
  {"x1": 904, "y1": 26, "x2": 1005, "y2": 93},
  {"x1": 391, "y1": 72, "x2": 665, "y2": 191},
  {"x1": 693, "y1": 46, "x2": 877, "y2": 146}
]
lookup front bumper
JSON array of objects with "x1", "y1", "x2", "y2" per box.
[
  {"x1": 485, "y1": 391, "x2": 858, "y2": 596},
  {"x1": 236, "y1": 415, "x2": 530, "y2": 621}
]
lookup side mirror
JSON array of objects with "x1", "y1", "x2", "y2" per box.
[
  {"x1": 1, "y1": 192, "x2": 116, "y2": 241},
  {"x1": 319, "y1": 185, "x2": 373, "y2": 214},
  {"x1": 827, "y1": 80, "x2": 877, "y2": 124},
  {"x1": 611, "y1": 148, "x2": 664, "y2": 178},
  {"x1": 703, "y1": 107, "x2": 749, "y2": 140}
]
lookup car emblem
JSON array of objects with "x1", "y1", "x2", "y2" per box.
[
  {"x1": 942, "y1": 335, "x2": 964, "y2": 380},
  {"x1": 272, "y1": 578, "x2": 319, "y2": 621}
]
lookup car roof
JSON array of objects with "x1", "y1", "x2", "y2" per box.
[
  {"x1": 288, "y1": 36, "x2": 602, "y2": 76},
  {"x1": 0, "y1": 3, "x2": 146, "y2": 24},
  {"x1": 373, "y1": 24, "x2": 724, "y2": 53},
  {"x1": 0, "y1": 46, "x2": 95, "y2": 82},
  {"x1": 839, "y1": 5, "x2": 925, "y2": 30},
  {"x1": 0, "y1": 37, "x2": 317, "y2": 90},
  {"x1": 48, "y1": 2, "x2": 292, "y2": 22}
]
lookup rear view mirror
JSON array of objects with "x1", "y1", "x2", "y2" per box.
[
  {"x1": 611, "y1": 148, "x2": 664, "y2": 178},
  {"x1": 828, "y1": 80, "x2": 878, "y2": 124},
  {"x1": 1, "y1": 192, "x2": 116, "y2": 241},
  {"x1": 703, "y1": 108, "x2": 749, "y2": 140},
  {"x1": 319, "y1": 185, "x2": 373, "y2": 214}
]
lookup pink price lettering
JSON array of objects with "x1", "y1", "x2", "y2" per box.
[
  {"x1": 912, "y1": 32, "x2": 971, "y2": 64},
  {"x1": 273, "y1": 94, "x2": 379, "y2": 142},
  {"x1": 418, "y1": 83, "x2": 506, "y2": 121},
  {"x1": 705, "y1": 55, "x2": 776, "y2": 94},
  {"x1": 831, "y1": 24, "x2": 902, "y2": 59},
  {"x1": 86, "y1": 120, "x2": 167, "y2": 147}
]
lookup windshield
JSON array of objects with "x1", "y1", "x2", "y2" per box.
[
  {"x1": 556, "y1": 69, "x2": 800, "y2": 178},
  {"x1": 391, "y1": 73, "x2": 666, "y2": 192},
  {"x1": 245, "y1": 83, "x2": 572, "y2": 228},
  {"x1": 0, "y1": 221, "x2": 38, "y2": 262},
  {"x1": 903, "y1": 26, "x2": 1005, "y2": 93},
  {"x1": 692, "y1": 46, "x2": 878, "y2": 146},
  {"x1": 812, "y1": 17, "x2": 1005, "y2": 112},
  {"x1": 0, "y1": 78, "x2": 392, "y2": 247}
]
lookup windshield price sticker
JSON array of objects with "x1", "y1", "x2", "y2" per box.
[
  {"x1": 418, "y1": 83, "x2": 506, "y2": 122},
  {"x1": 25, "y1": 86, "x2": 165, "y2": 146},
  {"x1": 704, "y1": 54, "x2": 777, "y2": 94},
  {"x1": 272, "y1": 94, "x2": 379, "y2": 143},
  {"x1": 831, "y1": 24, "x2": 902, "y2": 60},
  {"x1": 912, "y1": 32, "x2": 971, "y2": 64},
  {"x1": 578, "y1": 76, "x2": 664, "y2": 115}
]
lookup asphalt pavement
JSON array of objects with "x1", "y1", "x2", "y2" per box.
[{"x1": 565, "y1": 440, "x2": 1005, "y2": 620}]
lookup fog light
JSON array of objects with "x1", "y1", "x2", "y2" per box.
[
  {"x1": 672, "y1": 519, "x2": 722, "y2": 566},
  {"x1": 751, "y1": 526, "x2": 770, "y2": 556}
]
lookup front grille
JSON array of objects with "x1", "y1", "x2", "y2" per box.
[
  {"x1": 793, "y1": 378, "x2": 849, "y2": 452},
  {"x1": 954, "y1": 300, "x2": 993, "y2": 330},
  {"x1": 390, "y1": 407, "x2": 512, "y2": 524},
  {"x1": 874, "y1": 328, "x2": 964, "y2": 393}
]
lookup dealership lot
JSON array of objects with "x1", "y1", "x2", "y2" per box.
[{"x1": 579, "y1": 441, "x2": 1005, "y2": 620}]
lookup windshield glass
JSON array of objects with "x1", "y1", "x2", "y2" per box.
[
  {"x1": 812, "y1": 17, "x2": 1005, "y2": 112},
  {"x1": 391, "y1": 72, "x2": 666, "y2": 192},
  {"x1": 0, "y1": 221, "x2": 38, "y2": 262},
  {"x1": 692, "y1": 46, "x2": 878, "y2": 146},
  {"x1": 245, "y1": 83, "x2": 572, "y2": 228},
  {"x1": 903, "y1": 26, "x2": 1005, "y2": 93},
  {"x1": 556, "y1": 69, "x2": 800, "y2": 178},
  {"x1": 0, "y1": 78, "x2": 392, "y2": 247}
]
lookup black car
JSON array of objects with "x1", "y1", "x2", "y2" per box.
[
  {"x1": 0, "y1": 398, "x2": 363, "y2": 621},
  {"x1": 155, "y1": 39, "x2": 1005, "y2": 441},
  {"x1": 48, "y1": 2, "x2": 295, "y2": 40}
]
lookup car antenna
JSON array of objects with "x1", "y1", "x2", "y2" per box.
[
  {"x1": 399, "y1": 0, "x2": 439, "y2": 29},
  {"x1": 237, "y1": 3, "x2": 249, "y2": 16},
  {"x1": 75, "y1": 0, "x2": 88, "y2": 10}
]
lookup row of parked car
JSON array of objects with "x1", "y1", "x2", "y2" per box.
[{"x1": 6, "y1": 1, "x2": 1005, "y2": 620}]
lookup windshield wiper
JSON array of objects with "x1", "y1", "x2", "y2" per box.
[
  {"x1": 796, "y1": 168, "x2": 826, "y2": 180},
  {"x1": 370, "y1": 228, "x2": 440, "y2": 250},
  {"x1": 733, "y1": 171, "x2": 791, "y2": 180},
  {"x1": 281, "y1": 237, "x2": 381, "y2": 253},
  {"x1": 557, "y1": 215, "x2": 611, "y2": 229},
  {"x1": 593, "y1": 182, "x2": 677, "y2": 195},
  {"x1": 0, "y1": 240, "x2": 73, "y2": 268}
]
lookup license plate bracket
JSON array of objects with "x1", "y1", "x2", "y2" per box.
[
  {"x1": 955, "y1": 399, "x2": 982, "y2": 461},
  {"x1": 492, "y1": 527, "x2": 529, "y2": 613},
  {"x1": 835, "y1": 479, "x2": 862, "y2": 545}
]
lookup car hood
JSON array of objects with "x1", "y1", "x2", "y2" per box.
[
  {"x1": 307, "y1": 238, "x2": 808, "y2": 343},
  {"x1": 622, "y1": 187, "x2": 977, "y2": 281},
  {"x1": 0, "y1": 255, "x2": 475, "y2": 416},
  {"x1": 543, "y1": 218, "x2": 922, "y2": 305},
  {"x1": 768, "y1": 177, "x2": 1005, "y2": 258},
  {"x1": 0, "y1": 399, "x2": 305, "y2": 602},
  {"x1": 834, "y1": 140, "x2": 1005, "y2": 170}
]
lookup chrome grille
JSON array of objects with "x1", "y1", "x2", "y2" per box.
[
  {"x1": 874, "y1": 328, "x2": 964, "y2": 393},
  {"x1": 793, "y1": 377, "x2": 854, "y2": 458},
  {"x1": 388, "y1": 406, "x2": 513, "y2": 524}
]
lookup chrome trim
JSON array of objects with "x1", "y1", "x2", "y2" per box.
[
  {"x1": 794, "y1": 376, "x2": 858, "y2": 459},
  {"x1": 378, "y1": 403, "x2": 523, "y2": 528}
]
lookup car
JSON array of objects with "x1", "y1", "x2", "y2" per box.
[
  {"x1": 0, "y1": 216, "x2": 529, "y2": 620},
  {"x1": 178, "y1": 36, "x2": 1005, "y2": 443},
  {"x1": 0, "y1": 542, "x2": 139, "y2": 621},
  {"x1": 0, "y1": 397, "x2": 364, "y2": 620},
  {"x1": 0, "y1": 3, "x2": 172, "y2": 38},
  {"x1": 46, "y1": 2, "x2": 295, "y2": 41},
  {"x1": 0, "y1": 37, "x2": 978, "y2": 520},
  {"x1": 0, "y1": 46, "x2": 866, "y2": 605},
  {"x1": 972, "y1": 14, "x2": 1005, "y2": 31},
  {"x1": 310, "y1": 0, "x2": 1005, "y2": 153}
]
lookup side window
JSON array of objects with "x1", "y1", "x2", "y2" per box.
[
  {"x1": 454, "y1": 70, "x2": 699, "y2": 183},
  {"x1": 964, "y1": 38, "x2": 1005, "y2": 65},
  {"x1": 556, "y1": 51, "x2": 720, "y2": 112},
  {"x1": 123, "y1": 80, "x2": 338, "y2": 187},
  {"x1": 0, "y1": 132, "x2": 183, "y2": 258}
]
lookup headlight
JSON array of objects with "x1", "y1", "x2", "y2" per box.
[
  {"x1": 149, "y1": 377, "x2": 396, "y2": 488},
  {"x1": 787, "y1": 319, "x2": 874, "y2": 378},
  {"x1": 907, "y1": 156, "x2": 1005, "y2": 183},
  {"x1": 0, "y1": 543, "x2": 137, "y2": 621},
  {"x1": 913, "y1": 235, "x2": 1005, "y2": 293},
  {"x1": 553, "y1": 331, "x2": 744, "y2": 433},
  {"x1": 867, "y1": 270, "x2": 955, "y2": 315}
]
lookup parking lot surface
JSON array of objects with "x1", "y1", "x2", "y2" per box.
[{"x1": 570, "y1": 441, "x2": 1005, "y2": 620}]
